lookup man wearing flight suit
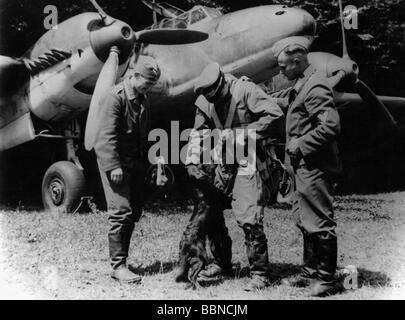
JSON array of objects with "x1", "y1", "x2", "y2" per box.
[
  {"x1": 184, "y1": 63, "x2": 284, "y2": 290},
  {"x1": 270, "y1": 37, "x2": 342, "y2": 296},
  {"x1": 94, "y1": 56, "x2": 160, "y2": 283}
]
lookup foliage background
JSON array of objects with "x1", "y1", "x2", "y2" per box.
[{"x1": 1, "y1": 0, "x2": 404, "y2": 96}]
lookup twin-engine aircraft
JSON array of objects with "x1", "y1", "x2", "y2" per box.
[{"x1": 0, "y1": 0, "x2": 404, "y2": 211}]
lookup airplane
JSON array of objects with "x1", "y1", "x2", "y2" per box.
[
  {"x1": 0, "y1": 0, "x2": 209, "y2": 211},
  {"x1": 0, "y1": 0, "x2": 404, "y2": 212},
  {"x1": 98, "y1": 0, "x2": 405, "y2": 195}
]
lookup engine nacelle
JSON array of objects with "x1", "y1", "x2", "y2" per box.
[{"x1": 308, "y1": 52, "x2": 358, "y2": 92}]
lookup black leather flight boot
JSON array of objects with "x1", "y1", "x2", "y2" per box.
[
  {"x1": 281, "y1": 233, "x2": 318, "y2": 287},
  {"x1": 309, "y1": 236, "x2": 342, "y2": 297},
  {"x1": 243, "y1": 225, "x2": 270, "y2": 291},
  {"x1": 109, "y1": 231, "x2": 141, "y2": 284}
]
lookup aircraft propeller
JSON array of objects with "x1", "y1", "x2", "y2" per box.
[
  {"x1": 84, "y1": 47, "x2": 120, "y2": 151},
  {"x1": 354, "y1": 80, "x2": 398, "y2": 128},
  {"x1": 84, "y1": 0, "x2": 209, "y2": 151},
  {"x1": 331, "y1": 0, "x2": 397, "y2": 129},
  {"x1": 338, "y1": 0, "x2": 350, "y2": 60},
  {"x1": 89, "y1": 0, "x2": 110, "y2": 24}
]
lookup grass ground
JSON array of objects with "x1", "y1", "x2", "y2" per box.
[{"x1": 0, "y1": 192, "x2": 404, "y2": 300}]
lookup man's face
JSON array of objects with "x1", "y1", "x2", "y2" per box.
[
  {"x1": 133, "y1": 75, "x2": 157, "y2": 95},
  {"x1": 278, "y1": 53, "x2": 300, "y2": 81}
]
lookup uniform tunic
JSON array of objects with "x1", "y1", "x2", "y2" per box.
[
  {"x1": 271, "y1": 65, "x2": 341, "y2": 237},
  {"x1": 94, "y1": 77, "x2": 149, "y2": 268},
  {"x1": 187, "y1": 74, "x2": 284, "y2": 227}
]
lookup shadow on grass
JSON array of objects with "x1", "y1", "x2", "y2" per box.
[
  {"x1": 128, "y1": 260, "x2": 391, "y2": 290},
  {"x1": 230, "y1": 262, "x2": 391, "y2": 289},
  {"x1": 128, "y1": 261, "x2": 177, "y2": 276},
  {"x1": 228, "y1": 262, "x2": 301, "y2": 282},
  {"x1": 357, "y1": 268, "x2": 391, "y2": 288}
]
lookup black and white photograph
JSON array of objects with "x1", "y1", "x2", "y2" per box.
[{"x1": 0, "y1": 0, "x2": 404, "y2": 303}]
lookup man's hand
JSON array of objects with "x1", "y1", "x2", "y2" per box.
[{"x1": 110, "y1": 167, "x2": 123, "y2": 185}]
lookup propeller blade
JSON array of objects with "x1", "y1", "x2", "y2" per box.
[
  {"x1": 89, "y1": 0, "x2": 108, "y2": 21},
  {"x1": 136, "y1": 29, "x2": 208, "y2": 45},
  {"x1": 354, "y1": 79, "x2": 397, "y2": 129},
  {"x1": 84, "y1": 47, "x2": 120, "y2": 151},
  {"x1": 152, "y1": 0, "x2": 157, "y2": 24},
  {"x1": 338, "y1": 0, "x2": 350, "y2": 59}
]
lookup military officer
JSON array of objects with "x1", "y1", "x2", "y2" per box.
[
  {"x1": 270, "y1": 37, "x2": 342, "y2": 296},
  {"x1": 94, "y1": 56, "x2": 161, "y2": 284},
  {"x1": 184, "y1": 63, "x2": 284, "y2": 290}
]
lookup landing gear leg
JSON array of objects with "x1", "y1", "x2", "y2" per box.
[{"x1": 41, "y1": 121, "x2": 87, "y2": 212}]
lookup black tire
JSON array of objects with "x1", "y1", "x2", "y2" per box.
[{"x1": 41, "y1": 161, "x2": 86, "y2": 212}]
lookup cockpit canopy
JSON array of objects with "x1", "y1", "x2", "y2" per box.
[{"x1": 147, "y1": 6, "x2": 222, "y2": 30}]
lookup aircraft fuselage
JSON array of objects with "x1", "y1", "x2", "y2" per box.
[{"x1": 144, "y1": 5, "x2": 316, "y2": 109}]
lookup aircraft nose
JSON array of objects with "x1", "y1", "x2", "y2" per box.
[
  {"x1": 218, "y1": 6, "x2": 316, "y2": 49},
  {"x1": 259, "y1": 5, "x2": 316, "y2": 38},
  {"x1": 250, "y1": 6, "x2": 316, "y2": 58},
  {"x1": 213, "y1": 5, "x2": 316, "y2": 81},
  {"x1": 89, "y1": 18, "x2": 135, "y2": 64}
]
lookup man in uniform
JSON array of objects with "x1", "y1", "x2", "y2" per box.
[
  {"x1": 182, "y1": 63, "x2": 284, "y2": 290},
  {"x1": 270, "y1": 37, "x2": 342, "y2": 296},
  {"x1": 94, "y1": 56, "x2": 161, "y2": 284}
]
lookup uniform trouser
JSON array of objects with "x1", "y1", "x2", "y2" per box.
[
  {"x1": 232, "y1": 166, "x2": 270, "y2": 276},
  {"x1": 98, "y1": 160, "x2": 145, "y2": 270},
  {"x1": 293, "y1": 166, "x2": 337, "y2": 281},
  {"x1": 179, "y1": 180, "x2": 232, "y2": 270}
]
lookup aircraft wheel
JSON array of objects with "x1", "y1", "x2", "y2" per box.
[{"x1": 42, "y1": 161, "x2": 86, "y2": 212}]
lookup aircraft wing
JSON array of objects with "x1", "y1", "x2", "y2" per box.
[
  {"x1": 337, "y1": 93, "x2": 405, "y2": 114},
  {"x1": 336, "y1": 93, "x2": 405, "y2": 132}
]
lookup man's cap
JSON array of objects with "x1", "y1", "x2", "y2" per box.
[
  {"x1": 194, "y1": 62, "x2": 224, "y2": 97},
  {"x1": 271, "y1": 36, "x2": 312, "y2": 58},
  {"x1": 135, "y1": 55, "x2": 161, "y2": 82}
]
